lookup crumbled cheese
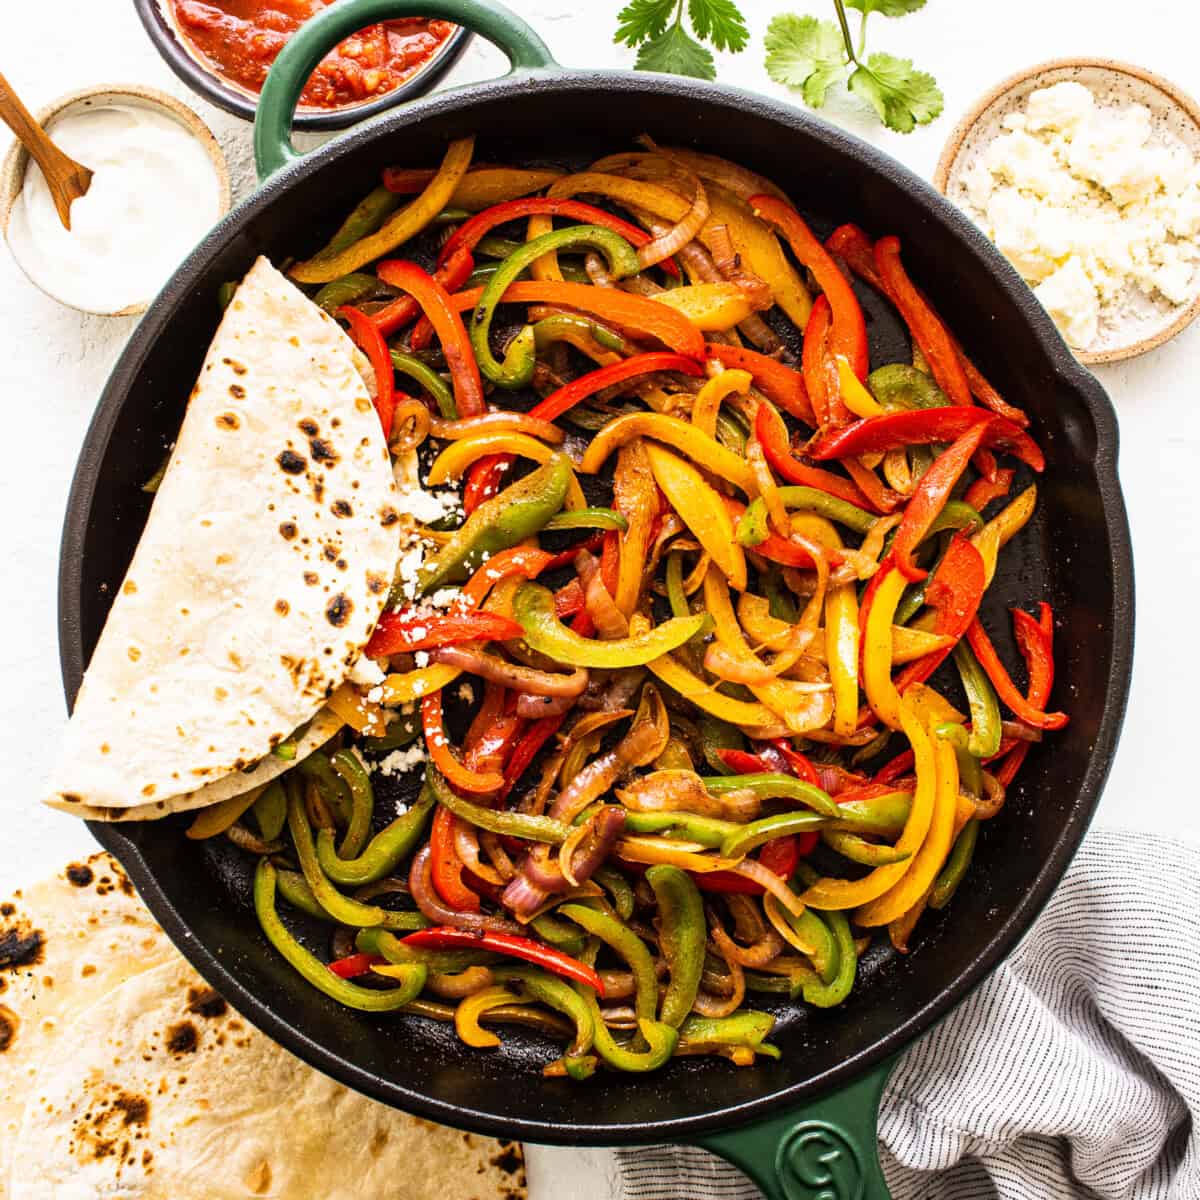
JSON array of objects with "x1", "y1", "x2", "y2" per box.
[
  {"x1": 348, "y1": 656, "x2": 386, "y2": 687},
  {"x1": 426, "y1": 587, "x2": 467, "y2": 612},
  {"x1": 955, "y1": 80, "x2": 1200, "y2": 349},
  {"x1": 365, "y1": 685, "x2": 384, "y2": 704},
  {"x1": 456, "y1": 681, "x2": 475, "y2": 704},
  {"x1": 413, "y1": 650, "x2": 430, "y2": 668},
  {"x1": 376, "y1": 743, "x2": 427, "y2": 776}
]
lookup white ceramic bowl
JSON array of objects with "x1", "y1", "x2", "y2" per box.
[{"x1": 0, "y1": 83, "x2": 231, "y2": 317}]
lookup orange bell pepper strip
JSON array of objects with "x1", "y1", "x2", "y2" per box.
[
  {"x1": 371, "y1": 245, "x2": 474, "y2": 337},
  {"x1": 752, "y1": 402, "x2": 874, "y2": 510},
  {"x1": 891, "y1": 421, "x2": 990, "y2": 582},
  {"x1": 843, "y1": 458, "x2": 904, "y2": 514},
  {"x1": 338, "y1": 305, "x2": 396, "y2": 439},
  {"x1": 463, "y1": 546, "x2": 554, "y2": 608},
  {"x1": 421, "y1": 690, "x2": 505, "y2": 795},
  {"x1": 706, "y1": 343, "x2": 815, "y2": 426},
  {"x1": 751, "y1": 194, "x2": 869, "y2": 381},
  {"x1": 965, "y1": 617, "x2": 1069, "y2": 731},
  {"x1": 964, "y1": 467, "x2": 1015, "y2": 513},
  {"x1": 825, "y1": 223, "x2": 886, "y2": 292},
  {"x1": 430, "y1": 805, "x2": 481, "y2": 911},
  {"x1": 530, "y1": 352, "x2": 703, "y2": 423},
  {"x1": 375, "y1": 260, "x2": 485, "y2": 417}
]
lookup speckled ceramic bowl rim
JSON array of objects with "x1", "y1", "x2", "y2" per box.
[
  {"x1": 0, "y1": 83, "x2": 231, "y2": 318},
  {"x1": 933, "y1": 56, "x2": 1200, "y2": 365}
]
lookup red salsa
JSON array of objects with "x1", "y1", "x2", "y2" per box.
[{"x1": 170, "y1": 1, "x2": 455, "y2": 110}]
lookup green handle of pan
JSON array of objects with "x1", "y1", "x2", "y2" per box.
[
  {"x1": 254, "y1": 0, "x2": 559, "y2": 182},
  {"x1": 693, "y1": 1057, "x2": 897, "y2": 1200}
]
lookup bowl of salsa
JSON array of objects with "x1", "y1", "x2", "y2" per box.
[{"x1": 133, "y1": 0, "x2": 471, "y2": 130}]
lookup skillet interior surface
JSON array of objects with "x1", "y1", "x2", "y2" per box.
[{"x1": 61, "y1": 73, "x2": 1133, "y2": 1143}]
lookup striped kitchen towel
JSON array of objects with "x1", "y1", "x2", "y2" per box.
[{"x1": 617, "y1": 830, "x2": 1200, "y2": 1199}]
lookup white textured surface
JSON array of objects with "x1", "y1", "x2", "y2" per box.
[{"x1": 0, "y1": 1, "x2": 1197, "y2": 1196}]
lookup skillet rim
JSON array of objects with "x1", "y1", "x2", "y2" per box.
[{"x1": 60, "y1": 69, "x2": 1135, "y2": 1144}]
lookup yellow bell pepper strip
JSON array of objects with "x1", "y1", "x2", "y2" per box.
[
  {"x1": 186, "y1": 783, "x2": 267, "y2": 840},
  {"x1": 904, "y1": 682, "x2": 966, "y2": 730},
  {"x1": 856, "y1": 723, "x2": 959, "y2": 927},
  {"x1": 642, "y1": 640, "x2": 781, "y2": 730},
  {"x1": 651, "y1": 282, "x2": 766, "y2": 331},
  {"x1": 380, "y1": 663, "x2": 461, "y2": 706},
  {"x1": 838, "y1": 359, "x2": 885, "y2": 418},
  {"x1": 615, "y1": 837, "x2": 745, "y2": 872},
  {"x1": 319, "y1": 185, "x2": 401, "y2": 258},
  {"x1": 692, "y1": 368, "x2": 752, "y2": 438},
  {"x1": 613, "y1": 441, "x2": 658, "y2": 618},
  {"x1": 425, "y1": 433, "x2": 586, "y2": 510},
  {"x1": 513, "y1": 582, "x2": 707, "y2": 668},
  {"x1": 454, "y1": 986, "x2": 522, "y2": 1049},
  {"x1": 971, "y1": 484, "x2": 1038, "y2": 587},
  {"x1": 291, "y1": 138, "x2": 473, "y2": 284},
  {"x1": 327, "y1": 683, "x2": 385, "y2": 737},
  {"x1": 862, "y1": 565, "x2": 909, "y2": 731},
  {"x1": 381, "y1": 165, "x2": 563, "y2": 209},
  {"x1": 644, "y1": 442, "x2": 747, "y2": 590},
  {"x1": 802, "y1": 703, "x2": 937, "y2": 910},
  {"x1": 826, "y1": 581, "x2": 861, "y2": 738},
  {"x1": 580, "y1": 412, "x2": 756, "y2": 493}
]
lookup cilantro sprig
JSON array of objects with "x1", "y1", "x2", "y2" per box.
[
  {"x1": 766, "y1": 0, "x2": 943, "y2": 133},
  {"x1": 614, "y1": 0, "x2": 749, "y2": 81}
]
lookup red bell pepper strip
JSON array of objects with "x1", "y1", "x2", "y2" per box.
[
  {"x1": 328, "y1": 952, "x2": 384, "y2": 980},
  {"x1": 338, "y1": 305, "x2": 396, "y2": 438},
  {"x1": 706, "y1": 344, "x2": 815, "y2": 427},
  {"x1": 769, "y1": 739, "x2": 819, "y2": 785},
  {"x1": 444, "y1": 281, "x2": 705, "y2": 360},
  {"x1": 993, "y1": 603, "x2": 1057, "y2": 783},
  {"x1": 422, "y1": 691, "x2": 506, "y2": 794},
  {"x1": 891, "y1": 422, "x2": 990, "y2": 582},
  {"x1": 600, "y1": 529, "x2": 621, "y2": 596},
  {"x1": 462, "y1": 546, "x2": 555, "y2": 608},
  {"x1": 873, "y1": 235, "x2": 971, "y2": 407},
  {"x1": 464, "y1": 680, "x2": 507, "y2": 752},
  {"x1": 873, "y1": 753, "x2": 915, "y2": 785},
  {"x1": 752, "y1": 195, "x2": 869, "y2": 380},
  {"x1": 429, "y1": 804, "x2": 482, "y2": 911},
  {"x1": 964, "y1": 467, "x2": 1015, "y2": 513},
  {"x1": 843, "y1": 457, "x2": 904, "y2": 514},
  {"x1": 366, "y1": 610, "x2": 523, "y2": 657},
  {"x1": 529, "y1": 352, "x2": 704, "y2": 423},
  {"x1": 544, "y1": 534, "x2": 605, "y2": 571},
  {"x1": 944, "y1": 326, "x2": 1031, "y2": 428},
  {"x1": 437, "y1": 197, "x2": 678, "y2": 278},
  {"x1": 375, "y1": 259, "x2": 485, "y2": 416},
  {"x1": 695, "y1": 835, "x2": 806, "y2": 894},
  {"x1": 753, "y1": 403, "x2": 874, "y2": 510},
  {"x1": 464, "y1": 455, "x2": 514, "y2": 515},
  {"x1": 554, "y1": 577, "x2": 586, "y2": 619},
  {"x1": 965, "y1": 617, "x2": 1069, "y2": 731},
  {"x1": 401, "y1": 926, "x2": 606, "y2": 996},
  {"x1": 500, "y1": 714, "x2": 565, "y2": 800},
  {"x1": 893, "y1": 534, "x2": 987, "y2": 691},
  {"x1": 802, "y1": 294, "x2": 851, "y2": 427},
  {"x1": 717, "y1": 749, "x2": 779, "y2": 775},
  {"x1": 370, "y1": 245, "x2": 474, "y2": 338},
  {"x1": 825, "y1": 223, "x2": 886, "y2": 292},
  {"x1": 807, "y1": 407, "x2": 1045, "y2": 473}
]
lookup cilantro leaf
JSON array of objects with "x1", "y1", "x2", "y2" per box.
[
  {"x1": 764, "y1": 14, "x2": 849, "y2": 108},
  {"x1": 637, "y1": 22, "x2": 717, "y2": 80},
  {"x1": 844, "y1": 0, "x2": 927, "y2": 15},
  {"x1": 687, "y1": 0, "x2": 750, "y2": 52},
  {"x1": 615, "y1": 0, "x2": 678, "y2": 46},
  {"x1": 848, "y1": 51, "x2": 943, "y2": 133}
]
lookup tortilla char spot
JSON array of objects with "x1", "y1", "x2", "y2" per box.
[
  {"x1": 492, "y1": 1146, "x2": 524, "y2": 1175},
  {"x1": 0, "y1": 922, "x2": 45, "y2": 972},
  {"x1": 186, "y1": 986, "x2": 228, "y2": 1019},
  {"x1": 299, "y1": 418, "x2": 319, "y2": 436},
  {"x1": 222, "y1": 356, "x2": 247, "y2": 376},
  {"x1": 331, "y1": 499, "x2": 353, "y2": 518},
  {"x1": 0, "y1": 1003, "x2": 17, "y2": 1051},
  {"x1": 166, "y1": 1021, "x2": 198, "y2": 1054},
  {"x1": 312, "y1": 477, "x2": 325, "y2": 503},
  {"x1": 310, "y1": 436, "x2": 338, "y2": 466},
  {"x1": 122, "y1": 579, "x2": 137, "y2": 595},
  {"x1": 279, "y1": 521, "x2": 297, "y2": 540},
  {"x1": 0, "y1": 903, "x2": 12, "y2": 917},
  {"x1": 275, "y1": 599, "x2": 289, "y2": 616},
  {"x1": 336, "y1": 558, "x2": 347, "y2": 571},
  {"x1": 246, "y1": 1161, "x2": 273, "y2": 1194},
  {"x1": 366, "y1": 573, "x2": 386, "y2": 595},
  {"x1": 66, "y1": 863, "x2": 94, "y2": 887},
  {"x1": 217, "y1": 412, "x2": 240, "y2": 430},
  {"x1": 277, "y1": 450, "x2": 306, "y2": 475},
  {"x1": 114, "y1": 1093, "x2": 149, "y2": 1126},
  {"x1": 380, "y1": 507, "x2": 399, "y2": 527},
  {"x1": 303, "y1": 571, "x2": 319, "y2": 586},
  {"x1": 322, "y1": 544, "x2": 338, "y2": 563}
]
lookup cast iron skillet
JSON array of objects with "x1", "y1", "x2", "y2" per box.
[{"x1": 59, "y1": 1, "x2": 1134, "y2": 1195}]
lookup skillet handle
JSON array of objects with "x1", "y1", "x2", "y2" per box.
[
  {"x1": 691, "y1": 1057, "x2": 897, "y2": 1200},
  {"x1": 254, "y1": 0, "x2": 558, "y2": 182}
]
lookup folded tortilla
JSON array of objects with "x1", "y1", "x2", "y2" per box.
[{"x1": 46, "y1": 258, "x2": 399, "y2": 817}]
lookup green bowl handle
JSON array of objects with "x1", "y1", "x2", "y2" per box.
[
  {"x1": 254, "y1": 0, "x2": 558, "y2": 182},
  {"x1": 693, "y1": 1057, "x2": 897, "y2": 1200}
]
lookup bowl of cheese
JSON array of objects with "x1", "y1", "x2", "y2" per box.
[{"x1": 934, "y1": 59, "x2": 1200, "y2": 364}]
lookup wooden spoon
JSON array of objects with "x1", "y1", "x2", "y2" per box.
[{"x1": 0, "y1": 72, "x2": 92, "y2": 230}]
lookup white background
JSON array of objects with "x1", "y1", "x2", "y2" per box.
[{"x1": 1, "y1": 1, "x2": 1197, "y2": 1195}]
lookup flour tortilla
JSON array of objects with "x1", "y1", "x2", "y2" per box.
[
  {"x1": 9, "y1": 958, "x2": 527, "y2": 1200},
  {"x1": 0, "y1": 854, "x2": 174, "y2": 1198},
  {"x1": 47, "y1": 257, "x2": 399, "y2": 817}
]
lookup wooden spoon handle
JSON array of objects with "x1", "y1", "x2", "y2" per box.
[{"x1": 0, "y1": 71, "x2": 92, "y2": 229}]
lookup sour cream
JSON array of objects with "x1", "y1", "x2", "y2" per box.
[{"x1": 7, "y1": 103, "x2": 223, "y2": 314}]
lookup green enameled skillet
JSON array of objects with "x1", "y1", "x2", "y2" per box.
[{"x1": 60, "y1": 2, "x2": 1134, "y2": 1195}]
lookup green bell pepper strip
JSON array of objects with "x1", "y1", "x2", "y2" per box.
[
  {"x1": 646, "y1": 866, "x2": 705, "y2": 1028},
  {"x1": 953, "y1": 642, "x2": 1003, "y2": 758},
  {"x1": 561, "y1": 903, "x2": 659, "y2": 1025},
  {"x1": 797, "y1": 909, "x2": 857, "y2": 1008},
  {"x1": 575, "y1": 982, "x2": 679, "y2": 1072},
  {"x1": 532, "y1": 314, "x2": 626, "y2": 354},
  {"x1": 514, "y1": 582, "x2": 708, "y2": 669},
  {"x1": 764, "y1": 569, "x2": 799, "y2": 623},
  {"x1": 821, "y1": 829, "x2": 912, "y2": 867},
  {"x1": 360, "y1": 712, "x2": 421, "y2": 754},
  {"x1": 217, "y1": 281, "x2": 237, "y2": 311},
  {"x1": 316, "y1": 779, "x2": 435, "y2": 887},
  {"x1": 275, "y1": 868, "x2": 330, "y2": 921},
  {"x1": 314, "y1": 272, "x2": 378, "y2": 315},
  {"x1": 698, "y1": 715, "x2": 744, "y2": 775},
  {"x1": 493, "y1": 965, "x2": 596, "y2": 1058},
  {"x1": 705, "y1": 773, "x2": 840, "y2": 818},
  {"x1": 930, "y1": 819, "x2": 980, "y2": 910},
  {"x1": 784, "y1": 907, "x2": 841, "y2": 984},
  {"x1": 254, "y1": 860, "x2": 425, "y2": 1011},
  {"x1": 543, "y1": 507, "x2": 629, "y2": 533},
  {"x1": 738, "y1": 485, "x2": 877, "y2": 547},
  {"x1": 593, "y1": 866, "x2": 636, "y2": 921},
  {"x1": 936, "y1": 722, "x2": 983, "y2": 797},
  {"x1": 867, "y1": 363, "x2": 950, "y2": 411},
  {"x1": 715, "y1": 409, "x2": 748, "y2": 455},
  {"x1": 925, "y1": 499, "x2": 984, "y2": 539},
  {"x1": 390, "y1": 349, "x2": 456, "y2": 420},
  {"x1": 287, "y1": 779, "x2": 386, "y2": 928},
  {"x1": 325, "y1": 184, "x2": 401, "y2": 256},
  {"x1": 677, "y1": 1012, "x2": 779, "y2": 1059},
  {"x1": 474, "y1": 235, "x2": 525, "y2": 259},
  {"x1": 530, "y1": 912, "x2": 589, "y2": 958},
  {"x1": 253, "y1": 780, "x2": 287, "y2": 842},
  {"x1": 357, "y1": 928, "x2": 491, "y2": 974},
  {"x1": 829, "y1": 791, "x2": 912, "y2": 836},
  {"x1": 429, "y1": 768, "x2": 571, "y2": 843},
  {"x1": 850, "y1": 727, "x2": 893, "y2": 770},
  {"x1": 718, "y1": 809, "x2": 829, "y2": 859},
  {"x1": 466, "y1": 264, "x2": 500, "y2": 289},
  {"x1": 618, "y1": 810, "x2": 743, "y2": 849},
  {"x1": 665, "y1": 552, "x2": 689, "y2": 621},
  {"x1": 471, "y1": 225, "x2": 640, "y2": 389},
  {"x1": 419, "y1": 456, "x2": 572, "y2": 594},
  {"x1": 330, "y1": 749, "x2": 374, "y2": 860},
  {"x1": 298, "y1": 752, "x2": 352, "y2": 826}
]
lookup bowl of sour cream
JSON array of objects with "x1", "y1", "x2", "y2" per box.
[{"x1": 0, "y1": 84, "x2": 230, "y2": 316}]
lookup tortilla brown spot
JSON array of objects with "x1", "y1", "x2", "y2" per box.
[
  {"x1": 331, "y1": 499, "x2": 353, "y2": 518},
  {"x1": 217, "y1": 412, "x2": 240, "y2": 429},
  {"x1": 0, "y1": 1003, "x2": 16, "y2": 1051},
  {"x1": 142, "y1": 785, "x2": 156, "y2": 797},
  {"x1": 299, "y1": 419, "x2": 318, "y2": 436},
  {"x1": 223, "y1": 357, "x2": 247, "y2": 375},
  {"x1": 275, "y1": 599, "x2": 289, "y2": 616},
  {"x1": 277, "y1": 450, "x2": 306, "y2": 475},
  {"x1": 229, "y1": 384, "x2": 246, "y2": 400},
  {"x1": 123, "y1": 580, "x2": 137, "y2": 595},
  {"x1": 0, "y1": 903, "x2": 12, "y2": 917},
  {"x1": 114, "y1": 1093, "x2": 149, "y2": 1126},
  {"x1": 66, "y1": 863, "x2": 94, "y2": 887},
  {"x1": 186, "y1": 986, "x2": 228, "y2": 1019},
  {"x1": 303, "y1": 572, "x2": 318, "y2": 586},
  {"x1": 127, "y1": 646, "x2": 141, "y2": 662},
  {"x1": 166, "y1": 1021, "x2": 198, "y2": 1054},
  {"x1": 325, "y1": 594, "x2": 352, "y2": 627},
  {"x1": 310, "y1": 437, "x2": 338, "y2": 465},
  {"x1": 380, "y1": 507, "x2": 399, "y2": 527},
  {"x1": 367, "y1": 573, "x2": 386, "y2": 595}
]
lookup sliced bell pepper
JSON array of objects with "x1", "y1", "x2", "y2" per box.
[
  {"x1": 862, "y1": 566, "x2": 909, "y2": 731},
  {"x1": 463, "y1": 455, "x2": 514, "y2": 516},
  {"x1": 422, "y1": 691, "x2": 505, "y2": 795},
  {"x1": 643, "y1": 644, "x2": 781, "y2": 730},
  {"x1": 809, "y1": 406, "x2": 1044, "y2": 472},
  {"x1": 706, "y1": 344, "x2": 815, "y2": 426},
  {"x1": 338, "y1": 305, "x2": 396, "y2": 438},
  {"x1": 375, "y1": 259, "x2": 485, "y2": 417},
  {"x1": 993, "y1": 604, "x2": 1057, "y2": 784},
  {"x1": 964, "y1": 467, "x2": 1015, "y2": 513},
  {"x1": 891, "y1": 422, "x2": 990, "y2": 581},
  {"x1": 825, "y1": 223, "x2": 886, "y2": 292},
  {"x1": 381, "y1": 165, "x2": 563, "y2": 207},
  {"x1": 952, "y1": 642, "x2": 1003, "y2": 758},
  {"x1": 429, "y1": 803, "x2": 481, "y2": 911},
  {"x1": 966, "y1": 618, "x2": 1069, "y2": 730},
  {"x1": 371, "y1": 245, "x2": 474, "y2": 337},
  {"x1": 366, "y1": 610, "x2": 522, "y2": 657},
  {"x1": 752, "y1": 195, "x2": 869, "y2": 380},
  {"x1": 695, "y1": 834, "x2": 803, "y2": 895},
  {"x1": 653, "y1": 283, "x2": 764, "y2": 331},
  {"x1": 753, "y1": 402, "x2": 874, "y2": 509},
  {"x1": 802, "y1": 294, "x2": 852, "y2": 427},
  {"x1": 827, "y1": 579, "x2": 861, "y2": 738},
  {"x1": 646, "y1": 866, "x2": 705, "y2": 1028},
  {"x1": 530, "y1": 352, "x2": 703, "y2": 424},
  {"x1": 500, "y1": 714, "x2": 565, "y2": 799}
]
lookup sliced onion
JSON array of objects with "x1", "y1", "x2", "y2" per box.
[
  {"x1": 699, "y1": 923, "x2": 746, "y2": 1018},
  {"x1": 584, "y1": 250, "x2": 613, "y2": 287},
  {"x1": 636, "y1": 170, "x2": 709, "y2": 268},
  {"x1": 576, "y1": 550, "x2": 629, "y2": 639},
  {"x1": 432, "y1": 645, "x2": 588, "y2": 697},
  {"x1": 704, "y1": 642, "x2": 775, "y2": 686},
  {"x1": 617, "y1": 769, "x2": 723, "y2": 817},
  {"x1": 428, "y1": 410, "x2": 565, "y2": 444},
  {"x1": 720, "y1": 898, "x2": 784, "y2": 967},
  {"x1": 389, "y1": 398, "x2": 431, "y2": 453},
  {"x1": 732, "y1": 860, "x2": 806, "y2": 918},
  {"x1": 409, "y1": 847, "x2": 519, "y2": 934},
  {"x1": 352, "y1": 875, "x2": 412, "y2": 902},
  {"x1": 748, "y1": 438, "x2": 789, "y2": 536},
  {"x1": 515, "y1": 692, "x2": 577, "y2": 720},
  {"x1": 549, "y1": 747, "x2": 624, "y2": 823},
  {"x1": 764, "y1": 892, "x2": 820, "y2": 958},
  {"x1": 557, "y1": 819, "x2": 592, "y2": 888},
  {"x1": 1002, "y1": 721, "x2": 1043, "y2": 744},
  {"x1": 859, "y1": 513, "x2": 903, "y2": 565},
  {"x1": 225, "y1": 823, "x2": 282, "y2": 855},
  {"x1": 454, "y1": 820, "x2": 504, "y2": 886},
  {"x1": 974, "y1": 770, "x2": 1007, "y2": 820},
  {"x1": 480, "y1": 831, "x2": 516, "y2": 882}
]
